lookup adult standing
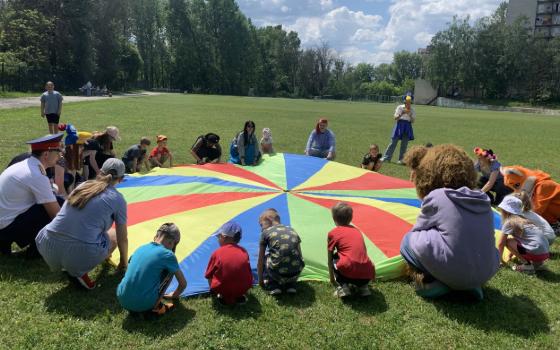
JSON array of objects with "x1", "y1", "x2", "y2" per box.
[
  {"x1": 382, "y1": 95, "x2": 415, "y2": 164},
  {"x1": 40, "y1": 81, "x2": 64, "y2": 134},
  {"x1": 305, "y1": 118, "x2": 336, "y2": 160},
  {"x1": 0, "y1": 134, "x2": 64, "y2": 257},
  {"x1": 36, "y1": 158, "x2": 129, "y2": 290},
  {"x1": 190, "y1": 133, "x2": 222, "y2": 164},
  {"x1": 229, "y1": 121, "x2": 261, "y2": 166}
]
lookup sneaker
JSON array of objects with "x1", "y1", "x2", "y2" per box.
[
  {"x1": 236, "y1": 295, "x2": 248, "y2": 305},
  {"x1": 468, "y1": 287, "x2": 484, "y2": 301},
  {"x1": 152, "y1": 301, "x2": 175, "y2": 316},
  {"x1": 512, "y1": 263, "x2": 535, "y2": 274},
  {"x1": 358, "y1": 284, "x2": 371, "y2": 297},
  {"x1": 396, "y1": 160, "x2": 404, "y2": 165},
  {"x1": 75, "y1": 273, "x2": 96, "y2": 290},
  {"x1": 286, "y1": 287, "x2": 297, "y2": 294},
  {"x1": 268, "y1": 288, "x2": 282, "y2": 296},
  {"x1": 333, "y1": 284, "x2": 351, "y2": 298},
  {"x1": 415, "y1": 280, "x2": 450, "y2": 299}
]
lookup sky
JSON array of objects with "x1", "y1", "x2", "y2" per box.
[{"x1": 236, "y1": 0, "x2": 504, "y2": 65}]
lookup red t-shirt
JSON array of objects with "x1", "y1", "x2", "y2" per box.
[
  {"x1": 149, "y1": 146, "x2": 169, "y2": 160},
  {"x1": 205, "y1": 243, "x2": 253, "y2": 304},
  {"x1": 327, "y1": 225, "x2": 375, "y2": 280}
]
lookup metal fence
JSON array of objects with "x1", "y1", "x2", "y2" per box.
[{"x1": 0, "y1": 63, "x2": 54, "y2": 92}]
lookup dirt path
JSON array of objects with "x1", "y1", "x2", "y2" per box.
[{"x1": 0, "y1": 91, "x2": 161, "y2": 110}]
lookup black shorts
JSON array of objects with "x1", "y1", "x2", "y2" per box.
[{"x1": 46, "y1": 113, "x2": 60, "y2": 124}]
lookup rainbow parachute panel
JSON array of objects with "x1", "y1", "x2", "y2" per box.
[{"x1": 113, "y1": 153, "x2": 501, "y2": 297}]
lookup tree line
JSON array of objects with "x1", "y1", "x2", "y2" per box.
[{"x1": 0, "y1": 1, "x2": 558, "y2": 102}]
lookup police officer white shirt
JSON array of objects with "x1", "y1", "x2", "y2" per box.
[{"x1": 0, "y1": 156, "x2": 56, "y2": 229}]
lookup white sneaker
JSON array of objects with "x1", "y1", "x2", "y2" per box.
[
  {"x1": 333, "y1": 284, "x2": 351, "y2": 298},
  {"x1": 286, "y1": 287, "x2": 297, "y2": 294},
  {"x1": 396, "y1": 160, "x2": 404, "y2": 165},
  {"x1": 269, "y1": 288, "x2": 282, "y2": 296},
  {"x1": 358, "y1": 284, "x2": 371, "y2": 297}
]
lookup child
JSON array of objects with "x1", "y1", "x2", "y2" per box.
[
  {"x1": 327, "y1": 202, "x2": 375, "y2": 298},
  {"x1": 257, "y1": 208, "x2": 304, "y2": 295},
  {"x1": 511, "y1": 191, "x2": 556, "y2": 244},
  {"x1": 117, "y1": 223, "x2": 187, "y2": 316},
  {"x1": 205, "y1": 222, "x2": 253, "y2": 305},
  {"x1": 360, "y1": 144, "x2": 382, "y2": 172},
  {"x1": 148, "y1": 135, "x2": 173, "y2": 168},
  {"x1": 122, "y1": 137, "x2": 151, "y2": 173},
  {"x1": 400, "y1": 144, "x2": 499, "y2": 299},
  {"x1": 260, "y1": 128, "x2": 274, "y2": 154},
  {"x1": 498, "y1": 195, "x2": 550, "y2": 274}
]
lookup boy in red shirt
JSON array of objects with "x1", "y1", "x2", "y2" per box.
[
  {"x1": 148, "y1": 135, "x2": 173, "y2": 168},
  {"x1": 328, "y1": 202, "x2": 375, "y2": 298},
  {"x1": 205, "y1": 221, "x2": 253, "y2": 305}
]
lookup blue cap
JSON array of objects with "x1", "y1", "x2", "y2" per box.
[
  {"x1": 213, "y1": 221, "x2": 242, "y2": 237},
  {"x1": 26, "y1": 133, "x2": 64, "y2": 151}
]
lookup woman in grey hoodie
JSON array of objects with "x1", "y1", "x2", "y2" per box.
[{"x1": 400, "y1": 144, "x2": 500, "y2": 300}]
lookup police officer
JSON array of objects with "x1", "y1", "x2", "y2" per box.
[{"x1": 0, "y1": 134, "x2": 64, "y2": 257}]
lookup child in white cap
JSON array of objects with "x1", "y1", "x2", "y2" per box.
[{"x1": 498, "y1": 194, "x2": 550, "y2": 274}]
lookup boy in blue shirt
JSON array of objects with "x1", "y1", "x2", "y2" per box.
[{"x1": 117, "y1": 223, "x2": 187, "y2": 316}]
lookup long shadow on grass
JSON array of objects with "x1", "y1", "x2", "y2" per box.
[
  {"x1": 0, "y1": 255, "x2": 60, "y2": 283},
  {"x1": 122, "y1": 302, "x2": 195, "y2": 338},
  {"x1": 212, "y1": 293, "x2": 262, "y2": 319},
  {"x1": 433, "y1": 287, "x2": 549, "y2": 338},
  {"x1": 275, "y1": 281, "x2": 316, "y2": 309},
  {"x1": 44, "y1": 264, "x2": 123, "y2": 319},
  {"x1": 536, "y1": 269, "x2": 560, "y2": 283},
  {"x1": 341, "y1": 288, "x2": 388, "y2": 315}
]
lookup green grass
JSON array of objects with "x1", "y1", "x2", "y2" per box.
[
  {"x1": 1, "y1": 94, "x2": 559, "y2": 349},
  {"x1": 0, "y1": 90, "x2": 42, "y2": 98}
]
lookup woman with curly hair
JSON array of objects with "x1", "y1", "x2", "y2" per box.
[
  {"x1": 400, "y1": 144, "x2": 499, "y2": 300},
  {"x1": 473, "y1": 147, "x2": 511, "y2": 206}
]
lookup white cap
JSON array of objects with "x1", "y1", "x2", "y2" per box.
[{"x1": 498, "y1": 195, "x2": 523, "y2": 215}]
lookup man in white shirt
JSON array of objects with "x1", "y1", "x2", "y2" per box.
[{"x1": 0, "y1": 134, "x2": 64, "y2": 257}]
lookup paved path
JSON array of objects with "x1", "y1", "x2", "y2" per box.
[{"x1": 0, "y1": 91, "x2": 161, "y2": 110}]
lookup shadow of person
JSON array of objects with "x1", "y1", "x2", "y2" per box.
[
  {"x1": 274, "y1": 281, "x2": 316, "y2": 309},
  {"x1": 341, "y1": 288, "x2": 388, "y2": 315},
  {"x1": 211, "y1": 293, "x2": 262, "y2": 319},
  {"x1": 432, "y1": 287, "x2": 549, "y2": 338},
  {"x1": 44, "y1": 264, "x2": 123, "y2": 319},
  {"x1": 536, "y1": 269, "x2": 560, "y2": 283},
  {"x1": 0, "y1": 254, "x2": 61, "y2": 284},
  {"x1": 121, "y1": 302, "x2": 195, "y2": 338}
]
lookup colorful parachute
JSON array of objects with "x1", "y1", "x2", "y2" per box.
[{"x1": 114, "y1": 153, "x2": 501, "y2": 297}]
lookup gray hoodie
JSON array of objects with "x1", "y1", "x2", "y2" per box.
[{"x1": 405, "y1": 187, "x2": 499, "y2": 290}]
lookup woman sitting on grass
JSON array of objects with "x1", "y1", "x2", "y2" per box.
[
  {"x1": 229, "y1": 120, "x2": 261, "y2": 166},
  {"x1": 400, "y1": 144, "x2": 499, "y2": 300},
  {"x1": 35, "y1": 159, "x2": 129, "y2": 290},
  {"x1": 473, "y1": 147, "x2": 511, "y2": 206}
]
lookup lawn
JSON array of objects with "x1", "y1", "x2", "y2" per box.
[{"x1": 0, "y1": 94, "x2": 559, "y2": 349}]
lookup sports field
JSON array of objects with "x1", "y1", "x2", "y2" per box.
[{"x1": 0, "y1": 94, "x2": 559, "y2": 349}]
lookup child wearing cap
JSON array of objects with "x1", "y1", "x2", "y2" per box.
[
  {"x1": 205, "y1": 222, "x2": 253, "y2": 305},
  {"x1": 149, "y1": 135, "x2": 173, "y2": 168},
  {"x1": 327, "y1": 202, "x2": 375, "y2": 298},
  {"x1": 498, "y1": 194, "x2": 550, "y2": 274},
  {"x1": 122, "y1": 137, "x2": 151, "y2": 173},
  {"x1": 117, "y1": 223, "x2": 187, "y2": 316},
  {"x1": 360, "y1": 144, "x2": 382, "y2": 172},
  {"x1": 260, "y1": 128, "x2": 274, "y2": 155}
]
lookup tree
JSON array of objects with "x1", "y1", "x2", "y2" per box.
[{"x1": 392, "y1": 51, "x2": 422, "y2": 86}]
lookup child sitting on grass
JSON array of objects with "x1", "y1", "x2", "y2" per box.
[
  {"x1": 257, "y1": 208, "x2": 304, "y2": 295},
  {"x1": 260, "y1": 127, "x2": 274, "y2": 154},
  {"x1": 148, "y1": 135, "x2": 173, "y2": 168},
  {"x1": 205, "y1": 222, "x2": 253, "y2": 305},
  {"x1": 327, "y1": 202, "x2": 375, "y2": 298},
  {"x1": 117, "y1": 223, "x2": 187, "y2": 317},
  {"x1": 498, "y1": 195, "x2": 550, "y2": 274},
  {"x1": 361, "y1": 144, "x2": 382, "y2": 172},
  {"x1": 400, "y1": 144, "x2": 499, "y2": 300}
]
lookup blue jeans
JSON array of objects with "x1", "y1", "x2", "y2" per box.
[{"x1": 383, "y1": 136, "x2": 409, "y2": 162}]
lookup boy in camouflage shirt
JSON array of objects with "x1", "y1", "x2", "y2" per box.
[{"x1": 257, "y1": 209, "x2": 304, "y2": 295}]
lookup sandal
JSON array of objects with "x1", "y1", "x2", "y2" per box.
[
  {"x1": 512, "y1": 263, "x2": 535, "y2": 274},
  {"x1": 152, "y1": 301, "x2": 175, "y2": 316}
]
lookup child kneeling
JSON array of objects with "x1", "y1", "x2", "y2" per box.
[
  {"x1": 205, "y1": 222, "x2": 253, "y2": 305},
  {"x1": 117, "y1": 223, "x2": 187, "y2": 317},
  {"x1": 328, "y1": 202, "x2": 375, "y2": 298}
]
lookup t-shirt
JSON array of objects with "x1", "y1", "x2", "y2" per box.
[
  {"x1": 0, "y1": 157, "x2": 56, "y2": 229},
  {"x1": 260, "y1": 224, "x2": 304, "y2": 276},
  {"x1": 40, "y1": 90, "x2": 63, "y2": 115},
  {"x1": 327, "y1": 225, "x2": 375, "y2": 280},
  {"x1": 149, "y1": 146, "x2": 170, "y2": 160},
  {"x1": 394, "y1": 104, "x2": 416, "y2": 122},
  {"x1": 44, "y1": 185, "x2": 126, "y2": 244},
  {"x1": 502, "y1": 221, "x2": 549, "y2": 255},
  {"x1": 362, "y1": 153, "x2": 382, "y2": 168},
  {"x1": 306, "y1": 129, "x2": 336, "y2": 153},
  {"x1": 205, "y1": 243, "x2": 253, "y2": 304},
  {"x1": 474, "y1": 160, "x2": 502, "y2": 178},
  {"x1": 522, "y1": 210, "x2": 556, "y2": 244},
  {"x1": 117, "y1": 242, "x2": 180, "y2": 312},
  {"x1": 122, "y1": 144, "x2": 146, "y2": 163}
]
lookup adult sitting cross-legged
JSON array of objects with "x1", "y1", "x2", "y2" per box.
[{"x1": 0, "y1": 134, "x2": 65, "y2": 257}]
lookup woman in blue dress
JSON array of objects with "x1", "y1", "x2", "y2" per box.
[{"x1": 382, "y1": 95, "x2": 415, "y2": 164}]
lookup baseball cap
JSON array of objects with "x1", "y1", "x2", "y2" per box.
[
  {"x1": 498, "y1": 195, "x2": 523, "y2": 215},
  {"x1": 157, "y1": 135, "x2": 168, "y2": 142},
  {"x1": 100, "y1": 158, "x2": 126, "y2": 178},
  {"x1": 213, "y1": 221, "x2": 242, "y2": 237},
  {"x1": 106, "y1": 126, "x2": 121, "y2": 141}
]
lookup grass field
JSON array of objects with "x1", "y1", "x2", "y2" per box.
[{"x1": 0, "y1": 94, "x2": 559, "y2": 349}]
